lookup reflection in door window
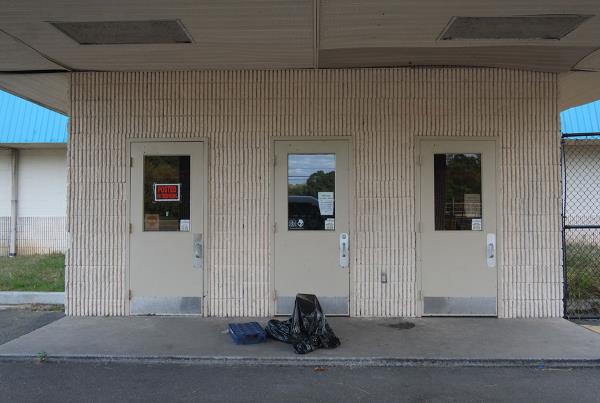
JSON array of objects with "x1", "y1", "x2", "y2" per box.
[
  {"x1": 434, "y1": 153, "x2": 482, "y2": 231},
  {"x1": 143, "y1": 156, "x2": 190, "y2": 231},
  {"x1": 288, "y1": 154, "x2": 335, "y2": 230}
]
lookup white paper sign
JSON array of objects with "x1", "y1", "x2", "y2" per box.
[
  {"x1": 324, "y1": 218, "x2": 335, "y2": 230},
  {"x1": 464, "y1": 193, "x2": 481, "y2": 218},
  {"x1": 318, "y1": 192, "x2": 334, "y2": 216},
  {"x1": 180, "y1": 219, "x2": 190, "y2": 232},
  {"x1": 471, "y1": 218, "x2": 482, "y2": 231}
]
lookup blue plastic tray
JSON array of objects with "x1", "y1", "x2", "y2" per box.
[{"x1": 228, "y1": 322, "x2": 267, "y2": 345}]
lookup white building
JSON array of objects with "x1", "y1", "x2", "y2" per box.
[
  {"x1": 0, "y1": 90, "x2": 69, "y2": 256},
  {"x1": 561, "y1": 101, "x2": 600, "y2": 228}
]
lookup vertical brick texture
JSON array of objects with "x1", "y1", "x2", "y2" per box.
[{"x1": 67, "y1": 68, "x2": 561, "y2": 317}]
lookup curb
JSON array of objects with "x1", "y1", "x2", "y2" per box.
[
  {"x1": 0, "y1": 292, "x2": 64, "y2": 305},
  {"x1": 2, "y1": 354, "x2": 600, "y2": 368}
]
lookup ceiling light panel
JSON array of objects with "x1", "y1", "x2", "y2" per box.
[
  {"x1": 50, "y1": 20, "x2": 192, "y2": 45},
  {"x1": 440, "y1": 15, "x2": 592, "y2": 40}
]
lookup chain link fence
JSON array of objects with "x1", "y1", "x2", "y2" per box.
[{"x1": 562, "y1": 136, "x2": 600, "y2": 318}]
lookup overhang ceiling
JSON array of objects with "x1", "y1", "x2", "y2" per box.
[
  {"x1": 0, "y1": 73, "x2": 69, "y2": 114},
  {"x1": 1, "y1": 0, "x2": 600, "y2": 111}
]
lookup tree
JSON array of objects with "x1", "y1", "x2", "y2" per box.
[{"x1": 288, "y1": 170, "x2": 335, "y2": 197}]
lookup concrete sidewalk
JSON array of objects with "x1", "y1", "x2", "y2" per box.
[
  {"x1": 0, "y1": 317, "x2": 599, "y2": 367},
  {"x1": 0, "y1": 307, "x2": 63, "y2": 345}
]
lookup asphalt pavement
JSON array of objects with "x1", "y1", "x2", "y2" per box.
[
  {"x1": 1, "y1": 362, "x2": 599, "y2": 402},
  {"x1": 0, "y1": 307, "x2": 63, "y2": 345}
]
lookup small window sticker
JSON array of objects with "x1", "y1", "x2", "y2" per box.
[
  {"x1": 471, "y1": 218, "x2": 482, "y2": 231},
  {"x1": 324, "y1": 218, "x2": 335, "y2": 230},
  {"x1": 288, "y1": 218, "x2": 305, "y2": 230},
  {"x1": 144, "y1": 214, "x2": 160, "y2": 231},
  {"x1": 180, "y1": 219, "x2": 190, "y2": 232}
]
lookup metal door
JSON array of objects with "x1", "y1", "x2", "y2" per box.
[
  {"x1": 274, "y1": 140, "x2": 350, "y2": 315},
  {"x1": 419, "y1": 139, "x2": 497, "y2": 316},
  {"x1": 130, "y1": 141, "x2": 205, "y2": 315}
]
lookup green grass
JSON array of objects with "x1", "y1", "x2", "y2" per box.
[
  {"x1": 0, "y1": 254, "x2": 65, "y2": 292},
  {"x1": 565, "y1": 243, "x2": 600, "y2": 301}
]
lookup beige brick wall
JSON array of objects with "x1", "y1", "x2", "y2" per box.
[{"x1": 67, "y1": 68, "x2": 562, "y2": 317}]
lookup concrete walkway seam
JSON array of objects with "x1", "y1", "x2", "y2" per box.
[{"x1": 1, "y1": 354, "x2": 600, "y2": 368}]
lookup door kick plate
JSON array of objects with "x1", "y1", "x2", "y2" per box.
[{"x1": 423, "y1": 297, "x2": 497, "y2": 316}]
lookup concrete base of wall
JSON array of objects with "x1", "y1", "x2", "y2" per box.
[{"x1": 0, "y1": 292, "x2": 64, "y2": 305}]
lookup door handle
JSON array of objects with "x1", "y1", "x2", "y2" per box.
[
  {"x1": 486, "y1": 233, "x2": 496, "y2": 268},
  {"x1": 193, "y1": 233, "x2": 203, "y2": 269},
  {"x1": 339, "y1": 233, "x2": 349, "y2": 268},
  {"x1": 194, "y1": 242, "x2": 202, "y2": 259}
]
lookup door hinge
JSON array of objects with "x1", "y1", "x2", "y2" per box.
[
  {"x1": 129, "y1": 223, "x2": 132, "y2": 234},
  {"x1": 273, "y1": 155, "x2": 277, "y2": 166},
  {"x1": 130, "y1": 156, "x2": 133, "y2": 168},
  {"x1": 418, "y1": 154, "x2": 422, "y2": 166},
  {"x1": 273, "y1": 222, "x2": 277, "y2": 233},
  {"x1": 418, "y1": 289, "x2": 423, "y2": 300},
  {"x1": 128, "y1": 289, "x2": 132, "y2": 301}
]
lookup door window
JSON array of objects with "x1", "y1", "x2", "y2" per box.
[
  {"x1": 287, "y1": 154, "x2": 336, "y2": 231},
  {"x1": 434, "y1": 153, "x2": 482, "y2": 231},
  {"x1": 143, "y1": 155, "x2": 191, "y2": 231}
]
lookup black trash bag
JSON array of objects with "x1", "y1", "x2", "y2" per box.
[{"x1": 266, "y1": 293, "x2": 341, "y2": 354}]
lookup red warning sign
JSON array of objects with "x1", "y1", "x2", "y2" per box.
[{"x1": 154, "y1": 183, "x2": 181, "y2": 202}]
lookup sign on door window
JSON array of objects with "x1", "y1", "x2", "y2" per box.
[
  {"x1": 434, "y1": 153, "x2": 482, "y2": 231},
  {"x1": 143, "y1": 155, "x2": 190, "y2": 232},
  {"x1": 287, "y1": 154, "x2": 335, "y2": 231}
]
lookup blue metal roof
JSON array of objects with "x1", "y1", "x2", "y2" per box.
[
  {"x1": 561, "y1": 99, "x2": 600, "y2": 136},
  {"x1": 0, "y1": 90, "x2": 68, "y2": 143}
]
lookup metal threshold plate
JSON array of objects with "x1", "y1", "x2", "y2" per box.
[
  {"x1": 131, "y1": 296, "x2": 202, "y2": 315},
  {"x1": 424, "y1": 296, "x2": 497, "y2": 316}
]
